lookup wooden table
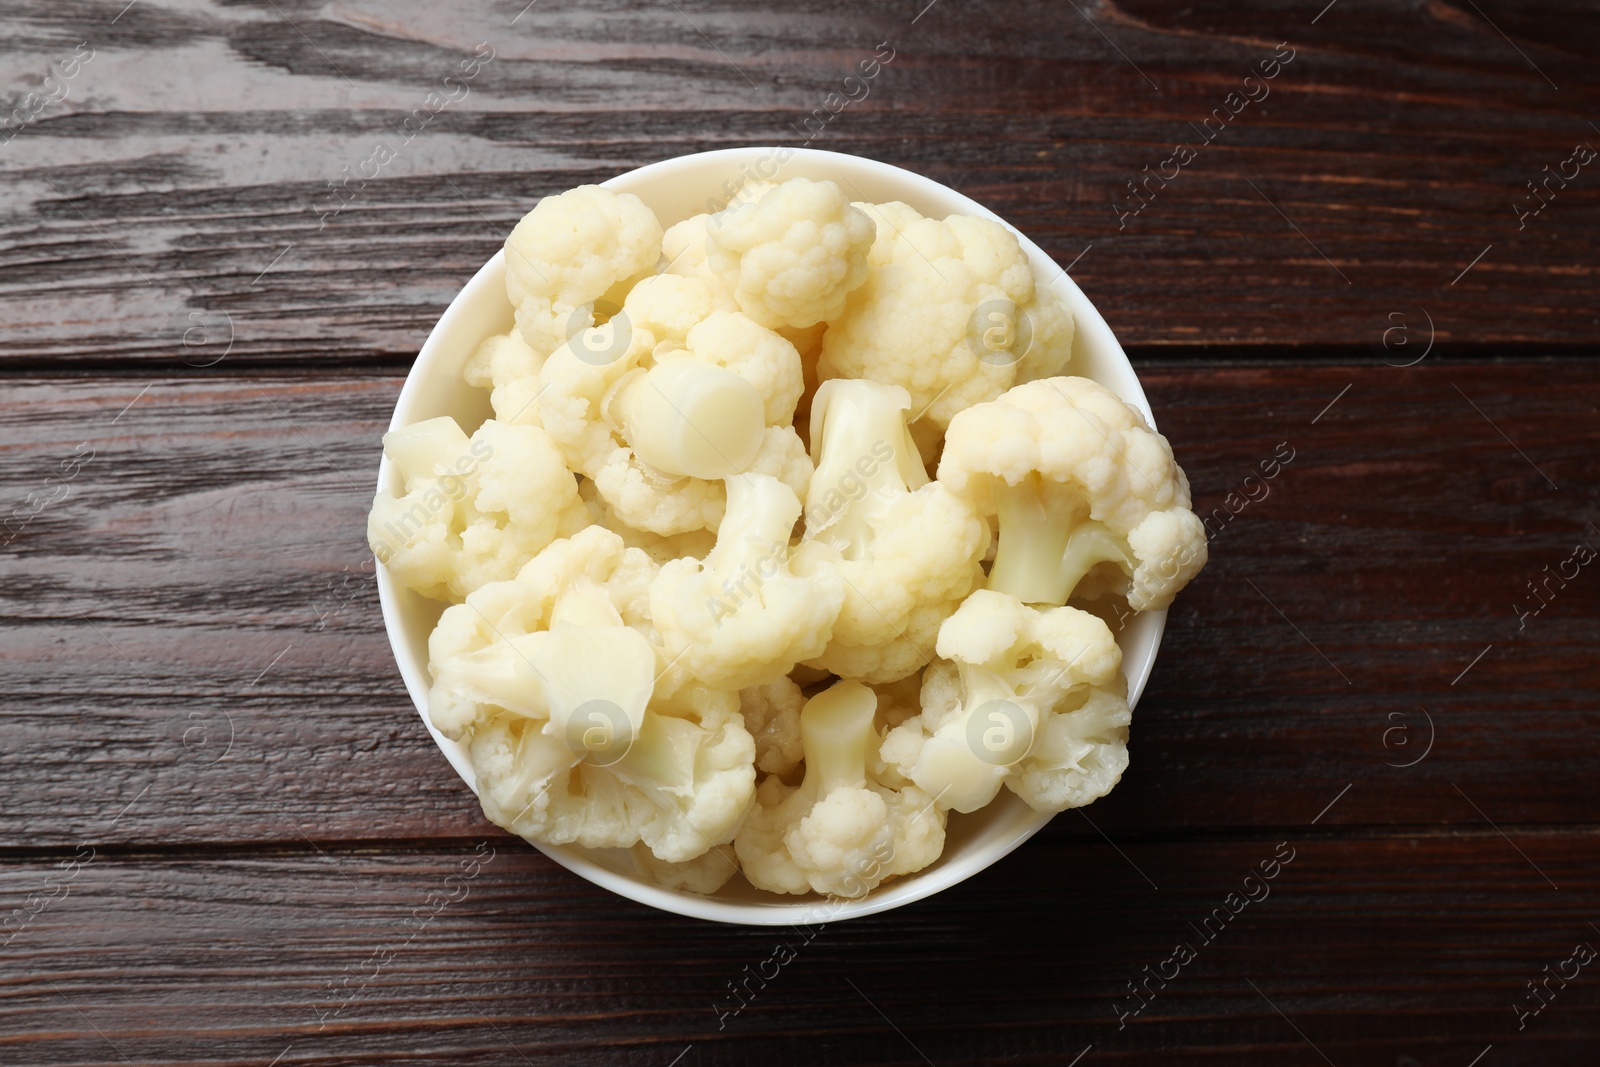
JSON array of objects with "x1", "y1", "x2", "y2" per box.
[{"x1": 4, "y1": 1, "x2": 1597, "y2": 1063}]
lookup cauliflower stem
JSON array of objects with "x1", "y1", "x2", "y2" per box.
[
  {"x1": 987, "y1": 473, "x2": 1131, "y2": 607},
  {"x1": 801, "y1": 677, "x2": 881, "y2": 795},
  {"x1": 794, "y1": 379, "x2": 988, "y2": 683},
  {"x1": 735, "y1": 680, "x2": 946, "y2": 897},
  {"x1": 613, "y1": 356, "x2": 767, "y2": 480},
  {"x1": 803, "y1": 378, "x2": 928, "y2": 555}
]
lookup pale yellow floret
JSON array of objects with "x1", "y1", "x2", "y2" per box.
[{"x1": 368, "y1": 416, "x2": 585, "y2": 602}]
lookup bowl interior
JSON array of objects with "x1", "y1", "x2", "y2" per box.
[{"x1": 375, "y1": 147, "x2": 1166, "y2": 925}]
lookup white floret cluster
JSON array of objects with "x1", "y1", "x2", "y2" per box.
[{"x1": 368, "y1": 176, "x2": 1208, "y2": 900}]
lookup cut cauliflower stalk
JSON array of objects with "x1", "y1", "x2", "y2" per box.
[
  {"x1": 817, "y1": 200, "x2": 1073, "y2": 431},
  {"x1": 939, "y1": 375, "x2": 1207, "y2": 611},
  {"x1": 881, "y1": 589, "x2": 1131, "y2": 814},
  {"x1": 793, "y1": 379, "x2": 989, "y2": 684},
  {"x1": 368, "y1": 416, "x2": 585, "y2": 602},
  {"x1": 537, "y1": 306, "x2": 810, "y2": 537},
  {"x1": 735, "y1": 680, "x2": 945, "y2": 897},
  {"x1": 430, "y1": 526, "x2": 755, "y2": 863}
]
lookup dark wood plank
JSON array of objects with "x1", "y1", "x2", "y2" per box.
[
  {"x1": 2, "y1": 834, "x2": 1597, "y2": 1065},
  {"x1": 0, "y1": 375, "x2": 489, "y2": 843},
  {"x1": 4, "y1": 1, "x2": 1597, "y2": 1060},
  {"x1": 2, "y1": 362, "x2": 1595, "y2": 847},
  {"x1": 1, "y1": 0, "x2": 1597, "y2": 369}
]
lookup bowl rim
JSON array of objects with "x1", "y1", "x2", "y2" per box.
[{"x1": 374, "y1": 145, "x2": 1166, "y2": 925}]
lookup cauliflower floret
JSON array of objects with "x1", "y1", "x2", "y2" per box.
[
  {"x1": 425, "y1": 525, "x2": 657, "y2": 738},
  {"x1": 504, "y1": 185, "x2": 662, "y2": 356},
  {"x1": 683, "y1": 312, "x2": 806, "y2": 428},
  {"x1": 661, "y1": 212, "x2": 729, "y2": 291},
  {"x1": 532, "y1": 322, "x2": 652, "y2": 481},
  {"x1": 704, "y1": 177, "x2": 875, "y2": 330},
  {"x1": 735, "y1": 680, "x2": 945, "y2": 897},
  {"x1": 588, "y1": 424, "x2": 810, "y2": 539},
  {"x1": 621, "y1": 273, "x2": 735, "y2": 345},
  {"x1": 868, "y1": 674, "x2": 924, "y2": 788},
  {"x1": 652, "y1": 473, "x2": 845, "y2": 693},
  {"x1": 575, "y1": 479, "x2": 716, "y2": 565},
  {"x1": 464, "y1": 330, "x2": 547, "y2": 427},
  {"x1": 939, "y1": 376, "x2": 1207, "y2": 611},
  {"x1": 659, "y1": 180, "x2": 775, "y2": 282},
  {"x1": 817, "y1": 201, "x2": 1073, "y2": 430},
  {"x1": 791, "y1": 379, "x2": 989, "y2": 684},
  {"x1": 881, "y1": 589, "x2": 1130, "y2": 814},
  {"x1": 471, "y1": 684, "x2": 755, "y2": 864},
  {"x1": 854, "y1": 200, "x2": 928, "y2": 269},
  {"x1": 474, "y1": 274, "x2": 734, "y2": 437},
  {"x1": 430, "y1": 526, "x2": 756, "y2": 863},
  {"x1": 631, "y1": 841, "x2": 740, "y2": 894},
  {"x1": 537, "y1": 306, "x2": 811, "y2": 537},
  {"x1": 369, "y1": 416, "x2": 586, "y2": 602},
  {"x1": 739, "y1": 675, "x2": 805, "y2": 777}
]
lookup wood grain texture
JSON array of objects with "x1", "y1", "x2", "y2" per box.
[
  {"x1": 2, "y1": 835, "x2": 1598, "y2": 1065},
  {"x1": 3, "y1": 1, "x2": 1599, "y2": 1061},
  {"x1": 2, "y1": 363, "x2": 1595, "y2": 849},
  {"x1": 1, "y1": 0, "x2": 1598, "y2": 370}
]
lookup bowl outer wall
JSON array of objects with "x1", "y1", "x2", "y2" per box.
[{"x1": 373, "y1": 147, "x2": 1169, "y2": 925}]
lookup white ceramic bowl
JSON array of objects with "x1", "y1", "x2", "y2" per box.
[{"x1": 375, "y1": 147, "x2": 1166, "y2": 925}]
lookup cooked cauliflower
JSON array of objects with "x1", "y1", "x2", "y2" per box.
[
  {"x1": 425, "y1": 525, "x2": 657, "y2": 739},
  {"x1": 704, "y1": 177, "x2": 875, "y2": 330},
  {"x1": 620, "y1": 273, "x2": 735, "y2": 345},
  {"x1": 631, "y1": 841, "x2": 740, "y2": 894},
  {"x1": 792, "y1": 379, "x2": 989, "y2": 683},
  {"x1": 817, "y1": 201, "x2": 1073, "y2": 429},
  {"x1": 735, "y1": 680, "x2": 945, "y2": 897},
  {"x1": 739, "y1": 675, "x2": 806, "y2": 777},
  {"x1": 368, "y1": 416, "x2": 585, "y2": 601},
  {"x1": 471, "y1": 684, "x2": 754, "y2": 863},
  {"x1": 660, "y1": 212, "x2": 724, "y2": 290},
  {"x1": 430, "y1": 526, "x2": 756, "y2": 862},
  {"x1": 682, "y1": 311, "x2": 807, "y2": 428},
  {"x1": 576, "y1": 479, "x2": 716, "y2": 565},
  {"x1": 652, "y1": 473, "x2": 844, "y2": 693},
  {"x1": 939, "y1": 376, "x2": 1207, "y2": 610},
  {"x1": 464, "y1": 330, "x2": 547, "y2": 427},
  {"x1": 537, "y1": 307, "x2": 810, "y2": 536},
  {"x1": 467, "y1": 272, "x2": 730, "y2": 436},
  {"x1": 376, "y1": 173, "x2": 1213, "y2": 902},
  {"x1": 658, "y1": 180, "x2": 776, "y2": 292},
  {"x1": 505, "y1": 185, "x2": 662, "y2": 356},
  {"x1": 880, "y1": 589, "x2": 1130, "y2": 813}
]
